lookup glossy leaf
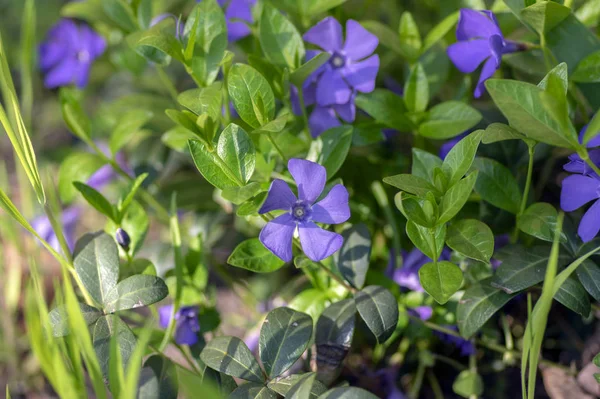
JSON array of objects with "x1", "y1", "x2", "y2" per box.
[
  {"x1": 418, "y1": 101, "x2": 481, "y2": 139},
  {"x1": 354, "y1": 286, "x2": 398, "y2": 343},
  {"x1": 177, "y1": 83, "x2": 222, "y2": 121},
  {"x1": 457, "y1": 278, "x2": 517, "y2": 338},
  {"x1": 383, "y1": 174, "x2": 440, "y2": 197},
  {"x1": 217, "y1": 124, "x2": 256, "y2": 184},
  {"x1": 576, "y1": 260, "x2": 600, "y2": 301},
  {"x1": 228, "y1": 63, "x2": 275, "y2": 129},
  {"x1": 200, "y1": 336, "x2": 265, "y2": 383},
  {"x1": 406, "y1": 221, "x2": 446, "y2": 260},
  {"x1": 73, "y1": 232, "x2": 120, "y2": 306},
  {"x1": 473, "y1": 158, "x2": 521, "y2": 214},
  {"x1": 259, "y1": 3, "x2": 304, "y2": 69},
  {"x1": 337, "y1": 224, "x2": 371, "y2": 290},
  {"x1": 229, "y1": 383, "x2": 277, "y2": 399},
  {"x1": 438, "y1": 171, "x2": 478, "y2": 224},
  {"x1": 103, "y1": 275, "x2": 168, "y2": 313},
  {"x1": 259, "y1": 307, "x2": 313, "y2": 378},
  {"x1": 442, "y1": 130, "x2": 483, "y2": 187},
  {"x1": 446, "y1": 219, "x2": 494, "y2": 263},
  {"x1": 419, "y1": 261, "x2": 463, "y2": 304},
  {"x1": 395, "y1": 192, "x2": 437, "y2": 228},
  {"x1": 286, "y1": 373, "x2": 317, "y2": 399},
  {"x1": 268, "y1": 374, "x2": 327, "y2": 399},
  {"x1": 73, "y1": 182, "x2": 117, "y2": 222},
  {"x1": 228, "y1": 238, "x2": 286, "y2": 273},
  {"x1": 404, "y1": 63, "x2": 429, "y2": 113},
  {"x1": 411, "y1": 148, "x2": 442, "y2": 182},
  {"x1": 481, "y1": 123, "x2": 527, "y2": 144},
  {"x1": 518, "y1": 202, "x2": 564, "y2": 242}
]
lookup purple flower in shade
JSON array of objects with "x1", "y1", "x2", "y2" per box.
[
  {"x1": 439, "y1": 132, "x2": 469, "y2": 160},
  {"x1": 258, "y1": 159, "x2": 350, "y2": 262},
  {"x1": 198, "y1": 0, "x2": 256, "y2": 42},
  {"x1": 408, "y1": 306, "x2": 433, "y2": 321},
  {"x1": 387, "y1": 248, "x2": 451, "y2": 292},
  {"x1": 158, "y1": 305, "x2": 201, "y2": 345},
  {"x1": 31, "y1": 206, "x2": 81, "y2": 252},
  {"x1": 435, "y1": 325, "x2": 475, "y2": 356},
  {"x1": 447, "y1": 9, "x2": 519, "y2": 98},
  {"x1": 39, "y1": 19, "x2": 106, "y2": 89}
]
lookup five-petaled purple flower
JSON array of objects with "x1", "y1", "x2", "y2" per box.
[
  {"x1": 258, "y1": 159, "x2": 350, "y2": 262},
  {"x1": 39, "y1": 19, "x2": 106, "y2": 89},
  {"x1": 198, "y1": 0, "x2": 256, "y2": 42},
  {"x1": 159, "y1": 305, "x2": 201, "y2": 345},
  {"x1": 292, "y1": 17, "x2": 379, "y2": 137},
  {"x1": 447, "y1": 9, "x2": 518, "y2": 98}
]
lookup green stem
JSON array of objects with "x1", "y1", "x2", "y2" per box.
[
  {"x1": 267, "y1": 133, "x2": 288, "y2": 162},
  {"x1": 409, "y1": 354, "x2": 426, "y2": 399},
  {"x1": 469, "y1": 353, "x2": 478, "y2": 399},
  {"x1": 431, "y1": 354, "x2": 467, "y2": 371},
  {"x1": 512, "y1": 143, "x2": 536, "y2": 243},
  {"x1": 581, "y1": 148, "x2": 600, "y2": 177},
  {"x1": 296, "y1": 89, "x2": 312, "y2": 142},
  {"x1": 427, "y1": 370, "x2": 444, "y2": 399}
]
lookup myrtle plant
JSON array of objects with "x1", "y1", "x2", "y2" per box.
[{"x1": 4, "y1": 0, "x2": 600, "y2": 398}]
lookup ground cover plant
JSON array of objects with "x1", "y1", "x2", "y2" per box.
[{"x1": 3, "y1": 0, "x2": 600, "y2": 398}]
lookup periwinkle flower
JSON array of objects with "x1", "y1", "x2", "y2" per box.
[
  {"x1": 31, "y1": 206, "x2": 81, "y2": 252},
  {"x1": 560, "y1": 165, "x2": 600, "y2": 243},
  {"x1": 435, "y1": 325, "x2": 475, "y2": 356},
  {"x1": 159, "y1": 305, "x2": 201, "y2": 345},
  {"x1": 387, "y1": 248, "x2": 451, "y2": 292},
  {"x1": 39, "y1": 19, "x2": 106, "y2": 89},
  {"x1": 447, "y1": 9, "x2": 518, "y2": 98},
  {"x1": 198, "y1": 0, "x2": 256, "y2": 42},
  {"x1": 115, "y1": 228, "x2": 131, "y2": 251},
  {"x1": 258, "y1": 159, "x2": 350, "y2": 262}
]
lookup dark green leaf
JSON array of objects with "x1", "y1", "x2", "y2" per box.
[
  {"x1": 446, "y1": 219, "x2": 494, "y2": 263},
  {"x1": 103, "y1": 275, "x2": 168, "y2": 313},
  {"x1": 74, "y1": 232, "x2": 120, "y2": 305},
  {"x1": 406, "y1": 221, "x2": 446, "y2": 260},
  {"x1": 411, "y1": 148, "x2": 442, "y2": 182},
  {"x1": 237, "y1": 192, "x2": 268, "y2": 217},
  {"x1": 259, "y1": 4, "x2": 304, "y2": 68},
  {"x1": 354, "y1": 286, "x2": 399, "y2": 343},
  {"x1": 290, "y1": 53, "x2": 331, "y2": 87},
  {"x1": 452, "y1": 370, "x2": 484, "y2": 398},
  {"x1": 418, "y1": 101, "x2": 481, "y2": 139},
  {"x1": 200, "y1": 336, "x2": 265, "y2": 383},
  {"x1": 442, "y1": 130, "x2": 483, "y2": 187},
  {"x1": 438, "y1": 171, "x2": 478, "y2": 224},
  {"x1": 355, "y1": 89, "x2": 415, "y2": 132},
  {"x1": 457, "y1": 278, "x2": 517, "y2": 338},
  {"x1": 58, "y1": 152, "x2": 106, "y2": 203},
  {"x1": 229, "y1": 383, "x2": 277, "y2": 399},
  {"x1": 93, "y1": 315, "x2": 136, "y2": 377},
  {"x1": 554, "y1": 276, "x2": 591, "y2": 317},
  {"x1": 259, "y1": 307, "x2": 313, "y2": 378},
  {"x1": 383, "y1": 174, "x2": 440, "y2": 197},
  {"x1": 49, "y1": 303, "x2": 102, "y2": 337},
  {"x1": 419, "y1": 261, "x2": 463, "y2": 304},
  {"x1": 395, "y1": 192, "x2": 438, "y2": 228},
  {"x1": 576, "y1": 260, "x2": 600, "y2": 301},
  {"x1": 228, "y1": 64, "x2": 276, "y2": 129},
  {"x1": 473, "y1": 158, "x2": 521, "y2": 214},
  {"x1": 73, "y1": 182, "x2": 117, "y2": 222},
  {"x1": 318, "y1": 387, "x2": 379, "y2": 399},
  {"x1": 268, "y1": 374, "x2": 327, "y2": 399},
  {"x1": 228, "y1": 238, "x2": 286, "y2": 272},
  {"x1": 518, "y1": 202, "x2": 564, "y2": 242},
  {"x1": 286, "y1": 373, "x2": 317, "y2": 399},
  {"x1": 337, "y1": 224, "x2": 371, "y2": 290},
  {"x1": 520, "y1": 1, "x2": 570, "y2": 34},
  {"x1": 310, "y1": 126, "x2": 353, "y2": 179},
  {"x1": 137, "y1": 355, "x2": 178, "y2": 399}
]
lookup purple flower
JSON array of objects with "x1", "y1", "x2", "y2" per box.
[
  {"x1": 560, "y1": 170, "x2": 600, "y2": 243},
  {"x1": 258, "y1": 159, "x2": 350, "y2": 262},
  {"x1": 408, "y1": 306, "x2": 433, "y2": 321},
  {"x1": 198, "y1": 0, "x2": 256, "y2": 42},
  {"x1": 439, "y1": 132, "x2": 469, "y2": 160},
  {"x1": 582, "y1": 124, "x2": 600, "y2": 148},
  {"x1": 31, "y1": 206, "x2": 81, "y2": 252},
  {"x1": 387, "y1": 248, "x2": 451, "y2": 292},
  {"x1": 39, "y1": 19, "x2": 106, "y2": 89},
  {"x1": 447, "y1": 9, "x2": 518, "y2": 98},
  {"x1": 435, "y1": 325, "x2": 475, "y2": 356},
  {"x1": 159, "y1": 305, "x2": 201, "y2": 345}
]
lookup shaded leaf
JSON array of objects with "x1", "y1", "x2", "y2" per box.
[
  {"x1": 354, "y1": 286, "x2": 398, "y2": 343},
  {"x1": 200, "y1": 336, "x2": 265, "y2": 383},
  {"x1": 103, "y1": 275, "x2": 168, "y2": 313}
]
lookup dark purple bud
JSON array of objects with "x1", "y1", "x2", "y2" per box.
[{"x1": 116, "y1": 228, "x2": 131, "y2": 251}]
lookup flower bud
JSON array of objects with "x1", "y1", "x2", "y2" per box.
[{"x1": 116, "y1": 228, "x2": 131, "y2": 251}]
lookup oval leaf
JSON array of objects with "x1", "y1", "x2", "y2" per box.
[
  {"x1": 200, "y1": 336, "x2": 265, "y2": 383},
  {"x1": 419, "y1": 261, "x2": 463, "y2": 304},
  {"x1": 337, "y1": 224, "x2": 372, "y2": 290},
  {"x1": 103, "y1": 275, "x2": 168, "y2": 313},
  {"x1": 228, "y1": 238, "x2": 286, "y2": 272},
  {"x1": 228, "y1": 64, "x2": 275, "y2": 129},
  {"x1": 354, "y1": 286, "x2": 398, "y2": 343},
  {"x1": 446, "y1": 219, "x2": 494, "y2": 263}
]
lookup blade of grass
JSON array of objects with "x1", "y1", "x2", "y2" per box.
[{"x1": 20, "y1": 0, "x2": 35, "y2": 130}]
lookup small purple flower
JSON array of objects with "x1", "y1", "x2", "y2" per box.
[
  {"x1": 439, "y1": 132, "x2": 469, "y2": 160},
  {"x1": 198, "y1": 0, "x2": 256, "y2": 42},
  {"x1": 159, "y1": 305, "x2": 201, "y2": 345},
  {"x1": 408, "y1": 306, "x2": 433, "y2": 321},
  {"x1": 258, "y1": 159, "x2": 350, "y2": 262},
  {"x1": 447, "y1": 9, "x2": 518, "y2": 98},
  {"x1": 435, "y1": 325, "x2": 475, "y2": 356},
  {"x1": 31, "y1": 206, "x2": 81, "y2": 252},
  {"x1": 39, "y1": 19, "x2": 106, "y2": 89},
  {"x1": 387, "y1": 248, "x2": 451, "y2": 292},
  {"x1": 560, "y1": 169, "x2": 600, "y2": 243}
]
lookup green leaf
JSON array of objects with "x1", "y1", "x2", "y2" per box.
[
  {"x1": 404, "y1": 63, "x2": 429, "y2": 113},
  {"x1": 337, "y1": 224, "x2": 371, "y2": 290},
  {"x1": 473, "y1": 158, "x2": 521, "y2": 214},
  {"x1": 118, "y1": 173, "x2": 148, "y2": 220},
  {"x1": 252, "y1": 115, "x2": 289, "y2": 135},
  {"x1": 572, "y1": 50, "x2": 600, "y2": 83},
  {"x1": 103, "y1": 0, "x2": 138, "y2": 32},
  {"x1": 309, "y1": 126, "x2": 353, "y2": 179},
  {"x1": 228, "y1": 238, "x2": 285, "y2": 273},
  {"x1": 446, "y1": 219, "x2": 494, "y2": 263},
  {"x1": 189, "y1": 140, "x2": 237, "y2": 189},
  {"x1": 442, "y1": 130, "x2": 483, "y2": 187},
  {"x1": 288, "y1": 289, "x2": 328, "y2": 321},
  {"x1": 228, "y1": 64, "x2": 275, "y2": 129},
  {"x1": 583, "y1": 109, "x2": 600, "y2": 145},
  {"x1": 491, "y1": 245, "x2": 570, "y2": 294},
  {"x1": 222, "y1": 183, "x2": 263, "y2": 205},
  {"x1": 395, "y1": 192, "x2": 438, "y2": 228},
  {"x1": 137, "y1": 355, "x2": 178, "y2": 399},
  {"x1": 93, "y1": 315, "x2": 136, "y2": 377},
  {"x1": 103, "y1": 275, "x2": 168, "y2": 313},
  {"x1": 419, "y1": 261, "x2": 463, "y2": 304},
  {"x1": 481, "y1": 123, "x2": 527, "y2": 144},
  {"x1": 259, "y1": 307, "x2": 313, "y2": 378},
  {"x1": 520, "y1": 1, "x2": 570, "y2": 34},
  {"x1": 59, "y1": 88, "x2": 92, "y2": 142},
  {"x1": 218, "y1": 124, "x2": 256, "y2": 184},
  {"x1": 457, "y1": 278, "x2": 517, "y2": 338},
  {"x1": 237, "y1": 192, "x2": 268, "y2": 217},
  {"x1": 229, "y1": 383, "x2": 277, "y2": 399},
  {"x1": 49, "y1": 303, "x2": 102, "y2": 337},
  {"x1": 58, "y1": 152, "x2": 106, "y2": 203},
  {"x1": 411, "y1": 148, "x2": 442, "y2": 182},
  {"x1": 259, "y1": 4, "x2": 304, "y2": 69},
  {"x1": 554, "y1": 276, "x2": 591, "y2": 317},
  {"x1": 418, "y1": 101, "x2": 481, "y2": 139},
  {"x1": 73, "y1": 182, "x2": 117, "y2": 222},
  {"x1": 178, "y1": 83, "x2": 223, "y2": 121},
  {"x1": 576, "y1": 260, "x2": 600, "y2": 301},
  {"x1": 360, "y1": 20, "x2": 403, "y2": 54},
  {"x1": 518, "y1": 202, "x2": 564, "y2": 242},
  {"x1": 539, "y1": 67, "x2": 575, "y2": 140},
  {"x1": 422, "y1": 11, "x2": 459, "y2": 53},
  {"x1": 453, "y1": 370, "x2": 484, "y2": 398},
  {"x1": 355, "y1": 89, "x2": 415, "y2": 132},
  {"x1": 286, "y1": 373, "x2": 317, "y2": 399},
  {"x1": 200, "y1": 336, "x2": 265, "y2": 383},
  {"x1": 318, "y1": 387, "x2": 379, "y2": 399},
  {"x1": 354, "y1": 286, "x2": 399, "y2": 343},
  {"x1": 438, "y1": 171, "x2": 478, "y2": 224},
  {"x1": 109, "y1": 109, "x2": 153, "y2": 153},
  {"x1": 73, "y1": 232, "x2": 120, "y2": 306},
  {"x1": 383, "y1": 174, "x2": 440, "y2": 197},
  {"x1": 129, "y1": 19, "x2": 183, "y2": 65},
  {"x1": 406, "y1": 221, "x2": 446, "y2": 260},
  {"x1": 398, "y1": 12, "x2": 422, "y2": 61},
  {"x1": 290, "y1": 53, "x2": 331, "y2": 87},
  {"x1": 315, "y1": 299, "x2": 356, "y2": 385},
  {"x1": 268, "y1": 374, "x2": 327, "y2": 399},
  {"x1": 304, "y1": 0, "x2": 347, "y2": 16},
  {"x1": 485, "y1": 79, "x2": 576, "y2": 148}
]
